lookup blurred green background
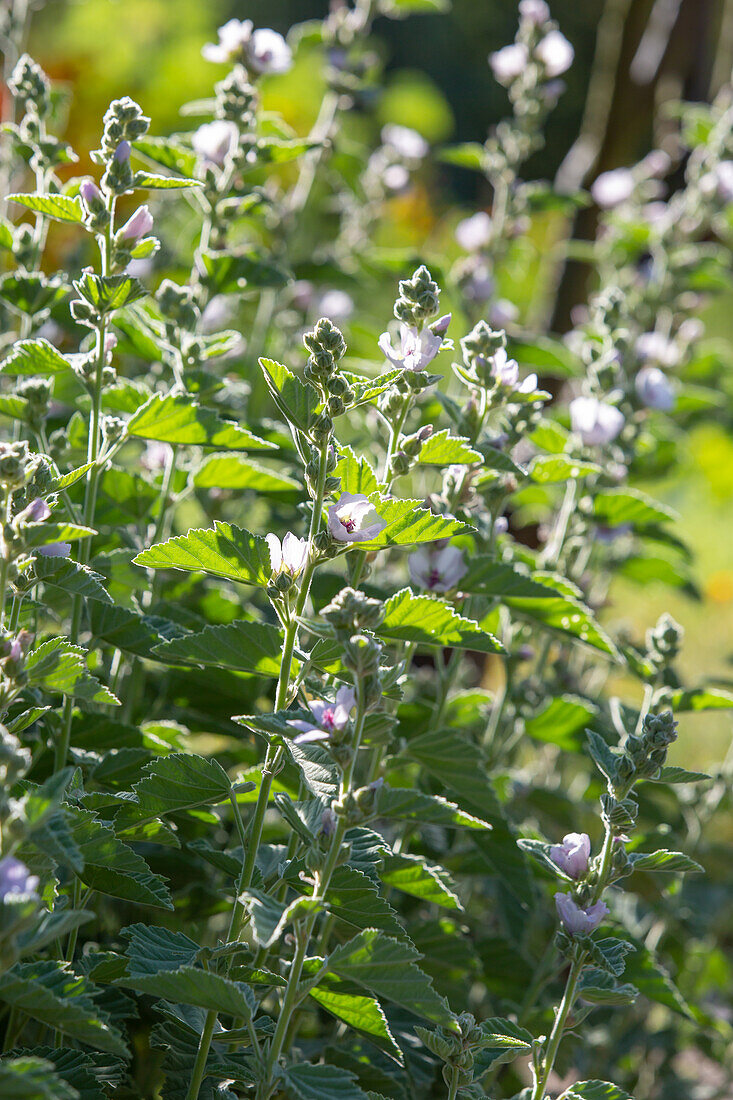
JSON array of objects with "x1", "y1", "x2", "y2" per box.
[{"x1": 24, "y1": 0, "x2": 733, "y2": 769}]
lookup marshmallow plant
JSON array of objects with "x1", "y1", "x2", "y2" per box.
[{"x1": 0, "y1": 3, "x2": 730, "y2": 1100}]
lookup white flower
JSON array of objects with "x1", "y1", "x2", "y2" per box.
[
  {"x1": 202, "y1": 18, "x2": 253, "y2": 63},
  {"x1": 489, "y1": 42, "x2": 529, "y2": 85},
  {"x1": 570, "y1": 396, "x2": 625, "y2": 446},
  {"x1": 316, "y1": 289, "x2": 354, "y2": 322},
  {"x1": 635, "y1": 366, "x2": 675, "y2": 411},
  {"x1": 714, "y1": 160, "x2": 733, "y2": 203},
  {"x1": 327, "y1": 493, "x2": 386, "y2": 543},
  {"x1": 248, "y1": 28, "x2": 293, "y2": 74},
  {"x1": 591, "y1": 168, "x2": 634, "y2": 209},
  {"x1": 535, "y1": 29, "x2": 574, "y2": 77},
  {"x1": 265, "y1": 532, "x2": 308, "y2": 577},
  {"x1": 408, "y1": 543, "x2": 467, "y2": 592},
  {"x1": 635, "y1": 331, "x2": 680, "y2": 368},
  {"x1": 464, "y1": 262, "x2": 495, "y2": 302},
  {"x1": 519, "y1": 0, "x2": 551, "y2": 23},
  {"x1": 381, "y1": 124, "x2": 428, "y2": 161},
  {"x1": 382, "y1": 163, "x2": 411, "y2": 192},
  {"x1": 378, "y1": 324, "x2": 442, "y2": 372},
  {"x1": 141, "y1": 441, "x2": 173, "y2": 472},
  {"x1": 490, "y1": 347, "x2": 519, "y2": 387},
  {"x1": 288, "y1": 686, "x2": 356, "y2": 743},
  {"x1": 192, "y1": 120, "x2": 238, "y2": 166},
  {"x1": 455, "y1": 211, "x2": 492, "y2": 252}
]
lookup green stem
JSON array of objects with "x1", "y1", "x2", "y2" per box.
[
  {"x1": 531, "y1": 949, "x2": 586, "y2": 1100},
  {"x1": 184, "y1": 1009, "x2": 218, "y2": 1100},
  {"x1": 0, "y1": 492, "x2": 12, "y2": 628},
  {"x1": 447, "y1": 1066, "x2": 461, "y2": 1100}
]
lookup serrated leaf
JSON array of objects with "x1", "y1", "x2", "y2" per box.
[
  {"x1": 283, "y1": 1063, "x2": 370, "y2": 1100},
  {"x1": 11, "y1": 1048, "x2": 124, "y2": 1100},
  {"x1": 0, "y1": 272, "x2": 68, "y2": 315},
  {"x1": 592, "y1": 488, "x2": 677, "y2": 528},
  {"x1": 0, "y1": 1056, "x2": 78, "y2": 1099},
  {"x1": 202, "y1": 250, "x2": 289, "y2": 293},
  {"x1": 501, "y1": 574, "x2": 620, "y2": 658},
  {"x1": 193, "y1": 454, "x2": 299, "y2": 493},
  {"x1": 9, "y1": 192, "x2": 84, "y2": 223},
  {"x1": 649, "y1": 766, "x2": 711, "y2": 784},
  {"x1": 335, "y1": 446, "x2": 381, "y2": 496},
  {"x1": 25, "y1": 638, "x2": 119, "y2": 705},
  {"x1": 153, "y1": 619, "x2": 283, "y2": 676},
  {"x1": 260, "y1": 357, "x2": 320, "y2": 434},
  {"x1": 0, "y1": 961, "x2": 128, "y2": 1055},
  {"x1": 525, "y1": 696, "x2": 597, "y2": 750},
  {"x1": 134, "y1": 171, "x2": 202, "y2": 189},
  {"x1": 74, "y1": 273, "x2": 146, "y2": 314},
  {"x1": 380, "y1": 589, "x2": 504, "y2": 653},
  {"x1": 303, "y1": 960, "x2": 403, "y2": 1062},
  {"x1": 663, "y1": 687, "x2": 733, "y2": 711},
  {"x1": 1, "y1": 338, "x2": 72, "y2": 376},
  {"x1": 342, "y1": 369, "x2": 403, "y2": 407},
  {"x1": 135, "y1": 522, "x2": 273, "y2": 587},
  {"x1": 34, "y1": 556, "x2": 112, "y2": 604},
  {"x1": 376, "y1": 786, "x2": 491, "y2": 830},
  {"x1": 67, "y1": 807, "x2": 173, "y2": 909},
  {"x1": 559, "y1": 1082, "x2": 633, "y2": 1100},
  {"x1": 117, "y1": 966, "x2": 255, "y2": 1019},
  {"x1": 414, "y1": 429, "x2": 482, "y2": 467},
  {"x1": 121, "y1": 924, "x2": 200, "y2": 977},
  {"x1": 322, "y1": 865, "x2": 405, "y2": 939},
  {"x1": 629, "y1": 849, "x2": 703, "y2": 874},
  {"x1": 578, "y1": 969, "x2": 638, "y2": 1005},
  {"x1": 327, "y1": 929, "x2": 456, "y2": 1028},
  {"x1": 126, "y1": 393, "x2": 273, "y2": 450},
  {"x1": 529, "y1": 455, "x2": 600, "y2": 483},
  {"x1": 118, "y1": 753, "x2": 233, "y2": 826},
  {"x1": 359, "y1": 497, "x2": 473, "y2": 548},
  {"x1": 241, "y1": 890, "x2": 322, "y2": 949},
  {"x1": 380, "y1": 853, "x2": 462, "y2": 910},
  {"x1": 133, "y1": 135, "x2": 198, "y2": 177},
  {"x1": 461, "y1": 559, "x2": 559, "y2": 599}
]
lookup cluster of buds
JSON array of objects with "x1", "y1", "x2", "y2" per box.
[
  {"x1": 320, "y1": 587, "x2": 384, "y2": 714},
  {"x1": 0, "y1": 442, "x2": 36, "y2": 492},
  {"x1": 158, "y1": 278, "x2": 201, "y2": 336},
  {"x1": 417, "y1": 1012, "x2": 520, "y2": 1093},
  {"x1": 645, "y1": 612, "x2": 684, "y2": 676},
  {"x1": 616, "y1": 710, "x2": 678, "y2": 790},
  {"x1": 389, "y1": 424, "x2": 433, "y2": 479},
  {"x1": 215, "y1": 69, "x2": 258, "y2": 126},
  {"x1": 0, "y1": 631, "x2": 33, "y2": 711},
  {"x1": 13, "y1": 378, "x2": 52, "y2": 434},
  {"x1": 393, "y1": 264, "x2": 440, "y2": 328},
  {"x1": 303, "y1": 318, "x2": 354, "y2": 434},
  {"x1": 8, "y1": 53, "x2": 50, "y2": 118},
  {"x1": 96, "y1": 97, "x2": 150, "y2": 194}
]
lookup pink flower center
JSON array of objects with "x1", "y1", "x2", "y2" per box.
[
  {"x1": 340, "y1": 515, "x2": 357, "y2": 532},
  {"x1": 321, "y1": 708, "x2": 336, "y2": 730},
  {"x1": 427, "y1": 569, "x2": 442, "y2": 589}
]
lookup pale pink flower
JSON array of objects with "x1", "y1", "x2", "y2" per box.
[
  {"x1": 378, "y1": 324, "x2": 442, "y2": 372},
  {"x1": 591, "y1": 168, "x2": 634, "y2": 209},
  {"x1": 408, "y1": 544, "x2": 467, "y2": 592},
  {"x1": 192, "y1": 120, "x2": 238, "y2": 166},
  {"x1": 535, "y1": 29, "x2": 574, "y2": 77},
  {"x1": 555, "y1": 892, "x2": 608, "y2": 935},
  {"x1": 489, "y1": 43, "x2": 529, "y2": 85},
  {"x1": 550, "y1": 833, "x2": 591, "y2": 879},
  {"x1": 288, "y1": 685, "x2": 356, "y2": 743},
  {"x1": 635, "y1": 366, "x2": 675, "y2": 411},
  {"x1": 455, "y1": 211, "x2": 492, "y2": 251},
  {"x1": 118, "y1": 205, "x2": 154, "y2": 243},
  {"x1": 265, "y1": 532, "x2": 308, "y2": 577},
  {"x1": 570, "y1": 396, "x2": 624, "y2": 446},
  {"x1": 327, "y1": 493, "x2": 386, "y2": 543}
]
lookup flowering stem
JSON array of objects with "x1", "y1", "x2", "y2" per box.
[
  {"x1": 447, "y1": 1066, "x2": 461, "y2": 1100},
  {"x1": 531, "y1": 948, "x2": 586, "y2": 1100},
  {"x1": 0, "y1": 492, "x2": 11, "y2": 628}
]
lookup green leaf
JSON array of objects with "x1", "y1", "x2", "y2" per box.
[
  {"x1": 0, "y1": 961, "x2": 128, "y2": 1055},
  {"x1": 578, "y1": 969, "x2": 638, "y2": 1006},
  {"x1": 153, "y1": 620, "x2": 284, "y2": 676},
  {"x1": 416, "y1": 429, "x2": 482, "y2": 466},
  {"x1": 380, "y1": 853, "x2": 462, "y2": 910},
  {"x1": 437, "y1": 142, "x2": 487, "y2": 170},
  {"x1": 134, "y1": 522, "x2": 273, "y2": 587},
  {"x1": 193, "y1": 454, "x2": 299, "y2": 494},
  {"x1": 501, "y1": 573, "x2": 620, "y2": 658},
  {"x1": 559, "y1": 1082, "x2": 633, "y2": 1100},
  {"x1": 1, "y1": 338, "x2": 72, "y2": 376},
  {"x1": 327, "y1": 929, "x2": 456, "y2": 1028},
  {"x1": 403, "y1": 728, "x2": 497, "y2": 819},
  {"x1": 461, "y1": 559, "x2": 561, "y2": 600},
  {"x1": 378, "y1": 589, "x2": 504, "y2": 654},
  {"x1": 121, "y1": 923, "x2": 200, "y2": 975},
  {"x1": 282, "y1": 1063, "x2": 370, "y2": 1100},
  {"x1": 0, "y1": 272, "x2": 68, "y2": 316},
  {"x1": 586, "y1": 730, "x2": 620, "y2": 784},
  {"x1": 74, "y1": 273, "x2": 146, "y2": 314},
  {"x1": 359, "y1": 496, "x2": 473, "y2": 548},
  {"x1": 126, "y1": 392, "x2": 274, "y2": 450},
  {"x1": 525, "y1": 696, "x2": 597, "y2": 750},
  {"x1": 34, "y1": 556, "x2": 113, "y2": 604},
  {"x1": 132, "y1": 135, "x2": 197, "y2": 177},
  {"x1": 663, "y1": 687, "x2": 733, "y2": 711},
  {"x1": 118, "y1": 966, "x2": 255, "y2": 1019},
  {"x1": 335, "y1": 446, "x2": 381, "y2": 496},
  {"x1": 133, "y1": 171, "x2": 202, "y2": 189},
  {"x1": 342, "y1": 369, "x2": 403, "y2": 407},
  {"x1": 0, "y1": 1056, "x2": 78, "y2": 1099},
  {"x1": 241, "y1": 890, "x2": 322, "y2": 949},
  {"x1": 376, "y1": 786, "x2": 492, "y2": 830},
  {"x1": 260, "y1": 357, "x2": 320, "y2": 434},
  {"x1": 202, "y1": 250, "x2": 289, "y2": 293},
  {"x1": 649, "y1": 765, "x2": 711, "y2": 784},
  {"x1": 25, "y1": 638, "x2": 119, "y2": 705},
  {"x1": 592, "y1": 488, "x2": 677, "y2": 529},
  {"x1": 322, "y1": 866, "x2": 405, "y2": 939},
  {"x1": 529, "y1": 455, "x2": 600, "y2": 483},
  {"x1": 9, "y1": 192, "x2": 84, "y2": 224},
  {"x1": 88, "y1": 603, "x2": 180, "y2": 659},
  {"x1": 116, "y1": 752, "x2": 235, "y2": 828},
  {"x1": 507, "y1": 335, "x2": 583, "y2": 378},
  {"x1": 303, "y1": 961, "x2": 402, "y2": 1062},
  {"x1": 67, "y1": 807, "x2": 173, "y2": 909},
  {"x1": 11, "y1": 1048, "x2": 124, "y2": 1100},
  {"x1": 629, "y1": 850, "x2": 703, "y2": 874}
]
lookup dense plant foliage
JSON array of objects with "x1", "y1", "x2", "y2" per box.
[{"x1": 0, "y1": 1, "x2": 731, "y2": 1098}]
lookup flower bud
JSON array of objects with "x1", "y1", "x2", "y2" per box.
[{"x1": 118, "y1": 205, "x2": 154, "y2": 243}]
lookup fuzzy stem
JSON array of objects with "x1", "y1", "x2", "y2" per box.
[{"x1": 531, "y1": 948, "x2": 586, "y2": 1100}]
